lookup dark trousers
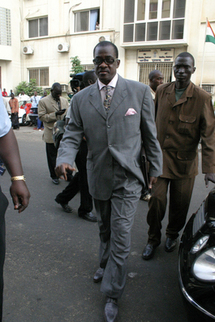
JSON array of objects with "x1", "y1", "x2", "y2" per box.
[
  {"x1": 147, "y1": 176, "x2": 195, "y2": 245},
  {"x1": 11, "y1": 113, "x2": 19, "y2": 129},
  {"x1": 0, "y1": 187, "x2": 8, "y2": 321},
  {"x1": 45, "y1": 143, "x2": 58, "y2": 179},
  {"x1": 55, "y1": 140, "x2": 92, "y2": 215}
]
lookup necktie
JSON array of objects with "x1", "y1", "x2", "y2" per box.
[{"x1": 103, "y1": 86, "x2": 112, "y2": 111}]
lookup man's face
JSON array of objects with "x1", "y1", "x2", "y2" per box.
[
  {"x1": 51, "y1": 87, "x2": 62, "y2": 101},
  {"x1": 151, "y1": 72, "x2": 164, "y2": 91},
  {"x1": 173, "y1": 56, "x2": 196, "y2": 88},
  {"x1": 93, "y1": 44, "x2": 120, "y2": 85}
]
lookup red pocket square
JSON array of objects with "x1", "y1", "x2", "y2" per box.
[{"x1": 125, "y1": 108, "x2": 137, "y2": 116}]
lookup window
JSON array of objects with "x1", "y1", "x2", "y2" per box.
[
  {"x1": 123, "y1": 0, "x2": 186, "y2": 42},
  {"x1": 0, "y1": 7, "x2": 11, "y2": 46},
  {"x1": 29, "y1": 17, "x2": 48, "y2": 38},
  {"x1": 149, "y1": 0, "x2": 158, "y2": 19},
  {"x1": 29, "y1": 68, "x2": 49, "y2": 86},
  {"x1": 139, "y1": 62, "x2": 172, "y2": 84},
  {"x1": 74, "y1": 9, "x2": 100, "y2": 32}
]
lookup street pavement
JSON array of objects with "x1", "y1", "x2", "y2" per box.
[{"x1": 1, "y1": 126, "x2": 211, "y2": 322}]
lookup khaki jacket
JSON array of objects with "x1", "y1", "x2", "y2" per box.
[
  {"x1": 155, "y1": 81, "x2": 215, "y2": 179},
  {"x1": 38, "y1": 94, "x2": 68, "y2": 143}
]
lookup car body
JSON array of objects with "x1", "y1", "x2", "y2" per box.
[
  {"x1": 3, "y1": 96, "x2": 31, "y2": 125},
  {"x1": 178, "y1": 188, "x2": 215, "y2": 322}
]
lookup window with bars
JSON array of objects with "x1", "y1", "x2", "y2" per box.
[
  {"x1": 0, "y1": 7, "x2": 11, "y2": 46},
  {"x1": 74, "y1": 9, "x2": 100, "y2": 32},
  {"x1": 29, "y1": 68, "x2": 49, "y2": 86},
  {"x1": 124, "y1": 0, "x2": 186, "y2": 42},
  {"x1": 139, "y1": 62, "x2": 173, "y2": 84},
  {"x1": 29, "y1": 17, "x2": 48, "y2": 38}
]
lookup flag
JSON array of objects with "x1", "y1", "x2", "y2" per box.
[{"x1": 205, "y1": 20, "x2": 215, "y2": 44}]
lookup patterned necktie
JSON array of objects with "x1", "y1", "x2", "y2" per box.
[{"x1": 103, "y1": 86, "x2": 112, "y2": 111}]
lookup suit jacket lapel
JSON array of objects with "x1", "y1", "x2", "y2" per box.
[
  {"x1": 89, "y1": 83, "x2": 106, "y2": 119},
  {"x1": 108, "y1": 75, "x2": 127, "y2": 119}
]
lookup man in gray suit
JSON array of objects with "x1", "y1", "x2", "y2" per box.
[{"x1": 55, "y1": 41, "x2": 162, "y2": 322}]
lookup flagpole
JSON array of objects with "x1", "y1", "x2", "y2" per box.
[{"x1": 200, "y1": 18, "x2": 208, "y2": 88}]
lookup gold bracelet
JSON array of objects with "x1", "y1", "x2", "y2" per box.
[{"x1": 11, "y1": 175, "x2": 26, "y2": 182}]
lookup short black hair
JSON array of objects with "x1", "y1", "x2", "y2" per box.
[
  {"x1": 82, "y1": 70, "x2": 97, "y2": 87},
  {"x1": 93, "y1": 41, "x2": 118, "y2": 58},
  {"x1": 148, "y1": 70, "x2": 163, "y2": 81},
  {"x1": 51, "y1": 82, "x2": 61, "y2": 91},
  {"x1": 175, "y1": 52, "x2": 195, "y2": 66}
]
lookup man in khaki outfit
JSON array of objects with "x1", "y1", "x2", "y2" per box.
[
  {"x1": 38, "y1": 83, "x2": 68, "y2": 184},
  {"x1": 142, "y1": 52, "x2": 215, "y2": 260}
]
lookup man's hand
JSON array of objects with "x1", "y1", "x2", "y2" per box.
[
  {"x1": 10, "y1": 181, "x2": 30, "y2": 213},
  {"x1": 148, "y1": 176, "x2": 157, "y2": 190},
  {"x1": 56, "y1": 109, "x2": 66, "y2": 116},
  {"x1": 204, "y1": 173, "x2": 215, "y2": 187},
  {"x1": 55, "y1": 163, "x2": 76, "y2": 181}
]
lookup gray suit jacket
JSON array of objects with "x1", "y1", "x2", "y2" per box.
[{"x1": 57, "y1": 75, "x2": 162, "y2": 200}]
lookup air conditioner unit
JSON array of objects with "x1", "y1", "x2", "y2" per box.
[
  {"x1": 23, "y1": 46, "x2": 34, "y2": 55},
  {"x1": 57, "y1": 43, "x2": 69, "y2": 53}
]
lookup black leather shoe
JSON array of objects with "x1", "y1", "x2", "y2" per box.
[
  {"x1": 165, "y1": 237, "x2": 177, "y2": 252},
  {"x1": 142, "y1": 244, "x2": 157, "y2": 260},
  {"x1": 104, "y1": 297, "x2": 118, "y2": 322},
  {"x1": 60, "y1": 203, "x2": 73, "y2": 213},
  {"x1": 93, "y1": 267, "x2": 104, "y2": 283},
  {"x1": 79, "y1": 212, "x2": 97, "y2": 222}
]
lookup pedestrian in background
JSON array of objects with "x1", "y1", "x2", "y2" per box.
[
  {"x1": 55, "y1": 71, "x2": 97, "y2": 222},
  {"x1": 38, "y1": 83, "x2": 68, "y2": 185},
  {"x1": 9, "y1": 93, "x2": 19, "y2": 130},
  {"x1": 141, "y1": 70, "x2": 164, "y2": 202},
  {"x1": 1, "y1": 89, "x2": 7, "y2": 97}
]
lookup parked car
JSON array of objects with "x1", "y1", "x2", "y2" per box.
[
  {"x1": 178, "y1": 187, "x2": 215, "y2": 322},
  {"x1": 3, "y1": 96, "x2": 30, "y2": 126}
]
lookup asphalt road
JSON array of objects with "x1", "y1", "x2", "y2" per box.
[{"x1": 1, "y1": 126, "x2": 211, "y2": 322}]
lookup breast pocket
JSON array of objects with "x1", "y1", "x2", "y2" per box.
[{"x1": 178, "y1": 114, "x2": 196, "y2": 137}]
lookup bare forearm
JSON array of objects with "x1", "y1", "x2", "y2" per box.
[{"x1": 0, "y1": 128, "x2": 24, "y2": 176}]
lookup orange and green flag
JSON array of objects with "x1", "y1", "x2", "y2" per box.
[{"x1": 205, "y1": 20, "x2": 215, "y2": 44}]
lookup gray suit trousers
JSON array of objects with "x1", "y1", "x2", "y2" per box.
[{"x1": 94, "y1": 160, "x2": 142, "y2": 299}]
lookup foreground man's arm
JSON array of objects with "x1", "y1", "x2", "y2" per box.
[{"x1": 0, "y1": 128, "x2": 30, "y2": 212}]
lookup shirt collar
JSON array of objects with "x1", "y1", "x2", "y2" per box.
[{"x1": 98, "y1": 73, "x2": 118, "y2": 90}]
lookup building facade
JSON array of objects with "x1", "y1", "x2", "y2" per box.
[{"x1": 0, "y1": 0, "x2": 215, "y2": 97}]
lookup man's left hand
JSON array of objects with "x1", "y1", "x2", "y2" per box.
[
  {"x1": 10, "y1": 181, "x2": 30, "y2": 213},
  {"x1": 204, "y1": 173, "x2": 215, "y2": 187},
  {"x1": 148, "y1": 176, "x2": 157, "y2": 189}
]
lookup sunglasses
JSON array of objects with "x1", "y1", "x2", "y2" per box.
[{"x1": 93, "y1": 56, "x2": 118, "y2": 65}]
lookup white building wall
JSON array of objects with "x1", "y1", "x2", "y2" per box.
[
  {"x1": 0, "y1": 0, "x2": 214, "y2": 95},
  {"x1": 0, "y1": 0, "x2": 21, "y2": 92}
]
